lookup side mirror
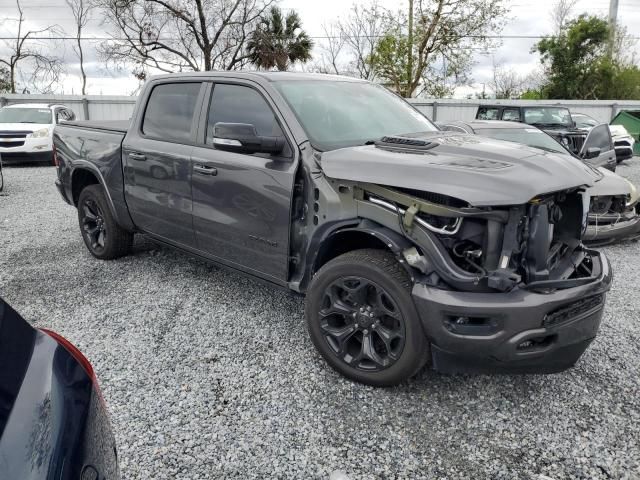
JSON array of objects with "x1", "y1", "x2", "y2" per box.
[
  {"x1": 583, "y1": 147, "x2": 601, "y2": 159},
  {"x1": 212, "y1": 122, "x2": 285, "y2": 155}
]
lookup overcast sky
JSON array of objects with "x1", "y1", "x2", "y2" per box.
[{"x1": 0, "y1": 0, "x2": 639, "y2": 96}]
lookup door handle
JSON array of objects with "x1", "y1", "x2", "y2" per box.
[
  {"x1": 194, "y1": 164, "x2": 218, "y2": 176},
  {"x1": 129, "y1": 152, "x2": 146, "y2": 161}
]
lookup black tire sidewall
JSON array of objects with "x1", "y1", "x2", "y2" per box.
[
  {"x1": 306, "y1": 252, "x2": 428, "y2": 387},
  {"x1": 77, "y1": 185, "x2": 123, "y2": 259}
]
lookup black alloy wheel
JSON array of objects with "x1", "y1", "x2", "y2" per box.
[
  {"x1": 81, "y1": 198, "x2": 107, "y2": 252},
  {"x1": 77, "y1": 184, "x2": 132, "y2": 260},
  {"x1": 319, "y1": 276, "x2": 406, "y2": 372},
  {"x1": 306, "y1": 249, "x2": 428, "y2": 386}
]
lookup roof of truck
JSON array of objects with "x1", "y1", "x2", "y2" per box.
[
  {"x1": 148, "y1": 71, "x2": 366, "y2": 83},
  {"x1": 3, "y1": 103, "x2": 64, "y2": 109}
]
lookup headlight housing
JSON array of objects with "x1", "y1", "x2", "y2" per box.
[
  {"x1": 28, "y1": 128, "x2": 50, "y2": 138},
  {"x1": 625, "y1": 179, "x2": 639, "y2": 207}
]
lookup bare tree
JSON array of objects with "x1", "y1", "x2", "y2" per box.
[
  {"x1": 550, "y1": 0, "x2": 578, "y2": 34},
  {"x1": 312, "y1": 1, "x2": 393, "y2": 79},
  {"x1": 311, "y1": 23, "x2": 346, "y2": 75},
  {"x1": 0, "y1": 0, "x2": 63, "y2": 93},
  {"x1": 97, "y1": 0, "x2": 276, "y2": 77},
  {"x1": 66, "y1": 0, "x2": 93, "y2": 95},
  {"x1": 338, "y1": 1, "x2": 392, "y2": 80},
  {"x1": 490, "y1": 61, "x2": 526, "y2": 99}
]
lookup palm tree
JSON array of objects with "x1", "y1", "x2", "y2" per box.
[{"x1": 247, "y1": 7, "x2": 313, "y2": 71}]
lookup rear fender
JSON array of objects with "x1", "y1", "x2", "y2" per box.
[{"x1": 71, "y1": 161, "x2": 135, "y2": 231}]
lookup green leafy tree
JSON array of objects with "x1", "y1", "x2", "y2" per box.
[
  {"x1": 247, "y1": 6, "x2": 313, "y2": 71},
  {"x1": 534, "y1": 15, "x2": 640, "y2": 99},
  {"x1": 369, "y1": 0, "x2": 508, "y2": 98}
]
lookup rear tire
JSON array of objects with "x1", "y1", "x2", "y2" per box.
[
  {"x1": 77, "y1": 184, "x2": 132, "y2": 259},
  {"x1": 305, "y1": 249, "x2": 429, "y2": 387}
]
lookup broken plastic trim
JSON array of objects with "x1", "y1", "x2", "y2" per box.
[{"x1": 368, "y1": 196, "x2": 462, "y2": 235}]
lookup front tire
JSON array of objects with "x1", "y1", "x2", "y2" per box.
[
  {"x1": 305, "y1": 249, "x2": 429, "y2": 387},
  {"x1": 77, "y1": 185, "x2": 132, "y2": 259}
]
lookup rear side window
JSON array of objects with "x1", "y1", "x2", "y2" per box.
[
  {"x1": 585, "y1": 124, "x2": 613, "y2": 151},
  {"x1": 502, "y1": 108, "x2": 521, "y2": 121},
  {"x1": 206, "y1": 83, "x2": 283, "y2": 143},
  {"x1": 142, "y1": 83, "x2": 201, "y2": 142},
  {"x1": 477, "y1": 107, "x2": 499, "y2": 120}
]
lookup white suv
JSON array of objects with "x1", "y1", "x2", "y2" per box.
[{"x1": 0, "y1": 103, "x2": 76, "y2": 163}]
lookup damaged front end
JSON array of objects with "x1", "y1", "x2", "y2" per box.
[
  {"x1": 583, "y1": 193, "x2": 640, "y2": 246},
  {"x1": 350, "y1": 181, "x2": 612, "y2": 374},
  {"x1": 354, "y1": 181, "x2": 598, "y2": 294}
]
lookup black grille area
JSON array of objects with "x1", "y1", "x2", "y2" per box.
[
  {"x1": 0, "y1": 140, "x2": 25, "y2": 148},
  {"x1": 543, "y1": 294, "x2": 604, "y2": 327},
  {"x1": 0, "y1": 131, "x2": 30, "y2": 148},
  {"x1": 0, "y1": 130, "x2": 31, "y2": 138}
]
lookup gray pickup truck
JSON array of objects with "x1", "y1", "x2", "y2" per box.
[{"x1": 54, "y1": 72, "x2": 612, "y2": 386}]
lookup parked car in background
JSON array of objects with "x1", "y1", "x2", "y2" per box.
[
  {"x1": 0, "y1": 297, "x2": 119, "y2": 479},
  {"x1": 440, "y1": 120, "x2": 640, "y2": 245},
  {"x1": 571, "y1": 112, "x2": 599, "y2": 130},
  {"x1": 0, "y1": 103, "x2": 76, "y2": 164},
  {"x1": 572, "y1": 112, "x2": 635, "y2": 163},
  {"x1": 53, "y1": 72, "x2": 612, "y2": 386},
  {"x1": 475, "y1": 105, "x2": 617, "y2": 170}
]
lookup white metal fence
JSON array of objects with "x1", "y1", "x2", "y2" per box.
[
  {"x1": 2, "y1": 93, "x2": 640, "y2": 124},
  {"x1": 0, "y1": 94, "x2": 136, "y2": 121},
  {"x1": 407, "y1": 98, "x2": 640, "y2": 123}
]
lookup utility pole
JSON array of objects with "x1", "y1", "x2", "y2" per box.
[
  {"x1": 607, "y1": 0, "x2": 619, "y2": 59},
  {"x1": 407, "y1": 0, "x2": 414, "y2": 98}
]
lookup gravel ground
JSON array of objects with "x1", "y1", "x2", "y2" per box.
[{"x1": 1, "y1": 162, "x2": 640, "y2": 480}]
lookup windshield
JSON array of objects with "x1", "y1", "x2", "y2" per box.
[
  {"x1": 0, "y1": 107, "x2": 52, "y2": 124},
  {"x1": 475, "y1": 127, "x2": 570, "y2": 155},
  {"x1": 522, "y1": 107, "x2": 572, "y2": 128},
  {"x1": 273, "y1": 80, "x2": 437, "y2": 151}
]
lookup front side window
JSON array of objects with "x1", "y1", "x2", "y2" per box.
[
  {"x1": 502, "y1": 108, "x2": 521, "y2": 121},
  {"x1": 476, "y1": 107, "x2": 500, "y2": 120},
  {"x1": 142, "y1": 82, "x2": 201, "y2": 142},
  {"x1": 522, "y1": 107, "x2": 572, "y2": 127},
  {"x1": 206, "y1": 83, "x2": 283, "y2": 146},
  {"x1": 0, "y1": 108, "x2": 52, "y2": 124},
  {"x1": 584, "y1": 124, "x2": 612, "y2": 152}
]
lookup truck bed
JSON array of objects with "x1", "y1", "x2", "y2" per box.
[{"x1": 61, "y1": 120, "x2": 130, "y2": 134}]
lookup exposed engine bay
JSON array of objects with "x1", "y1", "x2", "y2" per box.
[{"x1": 355, "y1": 183, "x2": 598, "y2": 294}]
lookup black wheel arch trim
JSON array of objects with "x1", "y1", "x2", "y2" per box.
[
  {"x1": 69, "y1": 161, "x2": 136, "y2": 232},
  {"x1": 293, "y1": 218, "x2": 417, "y2": 293}
]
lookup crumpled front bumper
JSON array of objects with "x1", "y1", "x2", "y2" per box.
[
  {"x1": 412, "y1": 250, "x2": 612, "y2": 374},
  {"x1": 584, "y1": 211, "x2": 640, "y2": 245}
]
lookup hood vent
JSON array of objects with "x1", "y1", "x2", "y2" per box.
[{"x1": 375, "y1": 136, "x2": 438, "y2": 152}]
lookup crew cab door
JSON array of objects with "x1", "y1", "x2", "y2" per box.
[
  {"x1": 580, "y1": 123, "x2": 616, "y2": 171},
  {"x1": 122, "y1": 81, "x2": 206, "y2": 247},
  {"x1": 190, "y1": 81, "x2": 297, "y2": 283}
]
